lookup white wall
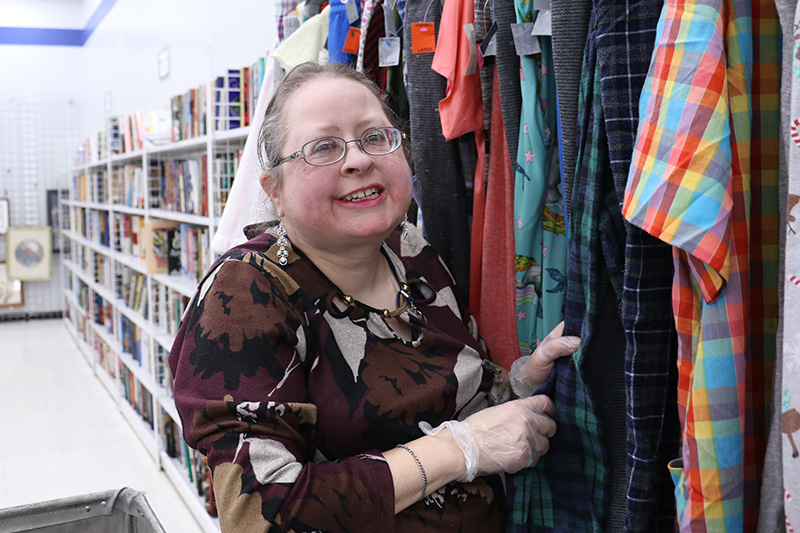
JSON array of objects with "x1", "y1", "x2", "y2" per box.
[
  {"x1": 0, "y1": 0, "x2": 278, "y2": 139},
  {"x1": 0, "y1": 0, "x2": 86, "y2": 28}
]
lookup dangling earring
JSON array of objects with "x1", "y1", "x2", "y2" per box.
[
  {"x1": 402, "y1": 213, "x2": 411, "y2": 240},
  {"x1": 276, "y1": 221, "x2": 290, "y2": 266}
]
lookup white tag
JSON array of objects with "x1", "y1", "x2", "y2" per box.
[
  {"x1": 345, "y1": 0, "x2": 360, "y2": 24},
  {"x1": 378, "y1": 36, "x2": 401, "y2": 66},
  {"x1": 533, "y1": 0, "x2": 551, "y2": 9},
  {"x1": 511, "y1": 22, "x2": 540, "y2": 56},
  {"x1": 463, "y1": 23, "x2": 477, "y2": 75},
  {"x1": 483, "y1": 36, "x2": 497, "y2": 57},
  {"x1": 383, "y1": 0, "x2": 397, "y2": 36},
  {"x1": 530, "y1": 9, "x2": 552, "y2": 36}
]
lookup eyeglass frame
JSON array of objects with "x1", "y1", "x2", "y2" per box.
[{"x1": 272, "y1": 126, "x2": 405, "y2": 168}]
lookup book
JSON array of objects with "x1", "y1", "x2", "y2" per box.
[
  {"x1": 167, "y1": 229, "x2": 182, "y2": 276},
  {"x1": 145, "y1": 220, "x2": 179, "y2": 273}
]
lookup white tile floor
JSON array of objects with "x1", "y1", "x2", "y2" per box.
[{"x1": 0, "y1": 319, "x2": 207, "y2": 532}]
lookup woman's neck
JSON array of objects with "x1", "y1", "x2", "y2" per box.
[{"x1": 287, "y1": 230, "x2": 400, "y2": 309}]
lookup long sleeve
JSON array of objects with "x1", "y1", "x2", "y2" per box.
[{"x1": 169, "y1": 259, "x2": 395, "y2": 532}]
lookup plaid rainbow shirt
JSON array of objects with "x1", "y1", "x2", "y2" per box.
[{"x1": 624, "y1": 0, "x2": 780, "y2": 530}]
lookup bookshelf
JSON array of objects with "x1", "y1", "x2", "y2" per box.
[{"x1": 62, "y1": 62, "x2": 261, "y2": 531}]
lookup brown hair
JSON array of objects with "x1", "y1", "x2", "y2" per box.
[{"x1": 257, "y1": 62, "x2": 405, "y2": 195}]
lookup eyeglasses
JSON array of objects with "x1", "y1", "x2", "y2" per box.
[{"x1": 274, "y1": 127, "x2": 404, "y2": 167}]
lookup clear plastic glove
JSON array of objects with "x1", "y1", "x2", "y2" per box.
[
  {"x1": 420, "y1": 395, "x2": 556, "y2": 482},
  {"x1": 509, "y1": 321, "x2": 580, "y2": 397}
]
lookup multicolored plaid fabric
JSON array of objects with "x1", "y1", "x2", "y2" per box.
[
  {"x1": 507, "y1": 20, "x2": 610, "y2": 532},
  {"x1": 623, "y1": 0, "x2": 781, "y2": 529}
]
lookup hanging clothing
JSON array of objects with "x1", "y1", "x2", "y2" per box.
[
  {"x1": 508, "y1": 23, "x2": 612, "y2": 531},
  {"x1": 623, "y1": 0, "x2": 780, "y2": 528},
  {"x1": 781, "y1": 1, "x2": 800, "y2": 527},
  {"x1": 272, "y1": 5, "x2": 332, "y2": 71},
  {"x1": 551, "y1": 0, "x2": 591, "y2": 217},
  {"x1": 593, "y1": 1, "x2": 680, "y2": 530},
  {"x1": 512, "y1": 4, "x2": 566, "y2": 361},
  {"x1": 403, "y1": 0, "x2": 472, "y2": 302},
  {"x1": 329, "y1": 0, "x2": 360, "y2": 65},
  {"x1": 477, "y1": 65, "x2": 519, "y2": 373}
]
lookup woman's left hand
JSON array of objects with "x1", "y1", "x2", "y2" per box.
[{"x1": 509, "y1": 321, "x2": 580, "y2": 397}]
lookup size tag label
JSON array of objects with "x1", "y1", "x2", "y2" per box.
[
  {"x1": 479, "y1": 20, "x2": 497, "y2": 57},
  {"x1": 344, "y1": 0, "x2": 360, "y2": 24},
  {"x1": 382, "y1": 0, "x2": 398, "y2": 36},
  {"x1": 342, "y1": 27, "x2": 361, "y2": 54},
  {"x1": 379, "y1": 36, "x2": 401, "y2": 66},
  {"x1": 463, "y1": 23, "x2": 477, "y2": 75},
  {"x1": 511, "y1": 22, "x2": 540, "y2": 56},
  {"x1": 530, "y1": 9, "x2": 552, "y2": 36},
  {"x1": 411, "y1": 22, "x2": 436, "y2": 53},
  {"x1": 533, "y1": 0, "x2": 551, "y2": 9}
]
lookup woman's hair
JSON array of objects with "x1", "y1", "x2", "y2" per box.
[{"x1": 257, "y1": 62, "x2": 403, "y2": 194}]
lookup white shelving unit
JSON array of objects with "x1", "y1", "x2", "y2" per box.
[{"x1": 62, "y1": 115, "x2": 249, "y2": 533}]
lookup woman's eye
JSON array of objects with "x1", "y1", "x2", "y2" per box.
[
  {"x1": 310, "y1": 139, "x2": 339, "y2": 154},
  {"x1": 363, "y1": 130, "x2": 388, "y2": 145}
]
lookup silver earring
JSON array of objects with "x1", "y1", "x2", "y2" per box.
[
  {"x1": 276, "y1": 221, "x2": 290, "y2": 266},
  {"x1": 402, "y1": 214, "x2": 411, "y2": 240}
]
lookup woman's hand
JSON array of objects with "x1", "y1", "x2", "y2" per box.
[
  {"x1": 421, "y1": 395, "x2": 557, "y2": 481},
  {"x1": 509, "y1": 321, "x2": 580, "y2": 397}
]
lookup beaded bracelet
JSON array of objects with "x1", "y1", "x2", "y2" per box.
[{"x1": 397, "y1": 444, "x2": 428, "y2": 499}]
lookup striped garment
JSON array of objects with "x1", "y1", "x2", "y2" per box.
[{"x1": 624, "y1": 0, "x2": 780, "y2": 529}]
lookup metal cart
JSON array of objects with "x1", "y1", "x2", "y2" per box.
[{"x1": 0, "y1": 487, "x2": 166, "y2": 533}]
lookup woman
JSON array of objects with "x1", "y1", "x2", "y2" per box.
[{"x1": 169, "y1": 62, "x2": 580, "y2": 532}]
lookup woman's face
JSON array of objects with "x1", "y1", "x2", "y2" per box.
[{"x1": 268, "y1": 77, "x2": 413, "y2": 255}]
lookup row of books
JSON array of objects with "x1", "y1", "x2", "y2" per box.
[
  {"x1": 119, "y1": 268, "x2": 148, "y2": 318},
  {"x1": 111, "y1": 164, "x2": 146, "y2": 209},
  {"x1": 154, "y1": 345, "x2": 172, "y2": 395},
  {"x1": 72, "y1": 169, "x2": 109, "y2": 203},
  {"x1": 74, "y1": 208, "x2": 111, "y2": 248},
  {"x1": 115, "y1": 213, "x2": 146, "y2": 260},
  {"x1": 120, "y1": 363, "x2": 155, "y2": 431},
  {"x1": 212, "y1": 149, "x2": 242, "y2": 216},
  {"x1": 93, "y1": 293, "x2": 114, "y2": 336},
  {"x1": 74, "y1": 130, "x2": 108, "y2": 166},
  {"x1": 120, "y1": 315, "x2": 146, "y2": 364},
  {"x1": 161, "y1": 410, "x2": 217, "y2": 517},
  {"x1": 110, "y1": 111, "x2": 172, "y2": 155},
  {"x1": 95, "y1": 333, "x2": 118, "y2": 379},
  {"x1": 153, "y1": 156, "x2": 209, "y2": 217}
]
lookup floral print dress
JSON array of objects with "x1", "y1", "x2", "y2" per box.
[{"x1": 169, "y1": 223, "x2": 507, "y2": 532}]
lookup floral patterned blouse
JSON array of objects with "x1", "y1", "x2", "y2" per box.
[{"x1": 169, "y1": 223, "x2": 507, "y2": 532}]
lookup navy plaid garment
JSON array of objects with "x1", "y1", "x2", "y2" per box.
[
  {"x1": 507, "y1": 1, "x2": 680, "y2": 531},
  {"x1": 594, "y1": 1, "x2": 680, "y2": 530}
]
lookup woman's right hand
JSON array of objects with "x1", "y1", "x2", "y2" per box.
[
  {"x1": 461, "y1": 395, "x2": 556, "y2": 477},
  {"x1": 421, "y1": 395, "x2": 556, "y2": 481}
]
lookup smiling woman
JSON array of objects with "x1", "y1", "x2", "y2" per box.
[{"x1": 168, "y1": 61, "x2": 579, "y2": 533}]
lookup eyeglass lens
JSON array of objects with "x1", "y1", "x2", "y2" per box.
[{"x1": 303, "y1": 127, "x2": 400, "y2": 166}]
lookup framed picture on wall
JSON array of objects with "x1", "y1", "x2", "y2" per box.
[
  {"x1": 7, "y1": 226, "x2": 52, "y2": 281},
  {"x1": 0, "y1": 261, "x2": 24, "y2": 307},
  {"x1": 0, "y1": 198, "x2": 9, "y2": 235}
]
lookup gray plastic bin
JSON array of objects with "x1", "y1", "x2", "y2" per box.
[{"x1": 0, "y1": 487, "x2": 166, "y2": 533}]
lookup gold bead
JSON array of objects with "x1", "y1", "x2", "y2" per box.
[
  {"x1": 343, "y1": 295, "x2": 354, "y2": 305},
  {"x1": 401, "y1": 283, "x2": 410, "y2": 293},
  {"x1": 382, "y1": 309, "x2": 390, "y2": 318}
]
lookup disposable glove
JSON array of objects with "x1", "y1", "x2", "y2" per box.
[
  {"x1": 509, "y1": 321, "x2": 580, "y2": 397},
  {"x1": 420, "y1": 395, "x2": 555, "y2": 482}
]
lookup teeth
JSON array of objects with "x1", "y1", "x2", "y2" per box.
[{"x1": 343, "y1": 187, "x2": 380, "y2": 202}]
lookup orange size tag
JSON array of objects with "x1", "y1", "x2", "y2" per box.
[
  {"x1": 411, "y1": 22, "x2": 436, "y2": 53},
  {"x1": 342, "y1": 27, "x2": 361, "y2": 54}
]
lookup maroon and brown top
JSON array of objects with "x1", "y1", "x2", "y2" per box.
[{"x1": 169, "y1": 223, "x2": 506, "y2": 532}]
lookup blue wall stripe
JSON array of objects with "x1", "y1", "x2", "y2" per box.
[
  {"x1": 0, "y1": 27, "x2": 84, "y2": 46},
  {"x1": 0, "y1": 0, "x2": 119, "y2": 46},
  {"x1": 83, "y1": 0, "x2": 119, "y2": 41}
]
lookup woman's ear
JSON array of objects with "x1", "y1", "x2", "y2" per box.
[{"x1": 260, "y1": 170, "x2": 283, "y2": 217}]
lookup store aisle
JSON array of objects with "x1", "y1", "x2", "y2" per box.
[{"x1": 0, "y1": 319, "x2": 206, "y2": 532}]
